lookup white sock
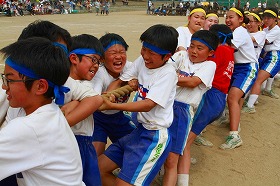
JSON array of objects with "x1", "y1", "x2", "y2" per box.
[
  {"x1": 177, "y1": 174, "x2": 189, "y2": 186},
  {"x1": 247, "y1": 94, "x2": 258, "y2": 108},
  {"x1": 229, "y1": 131, "x2": 239, "y2": 136},
  {"x1": 265, "y1": 77, "x2": 274, "y2": 91},
  {"x1": 261, "y1": 80, "x2": 267, "y2": 90}
]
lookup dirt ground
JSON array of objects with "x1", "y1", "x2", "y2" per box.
[{"x1": 0, "y1": 5, "x2": 280, "y2": 186}]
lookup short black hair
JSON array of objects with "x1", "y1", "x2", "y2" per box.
[
  {"x1": 18, "y1": 20, "x2": 72, "y2": 51},
  {"x1": 70, "y1": 34, "x2": 104, "y2": 60},
  {"x1": 1, "y1": 37, "x2": 70, "y2": 99},
  {"x1": 209, "y1": 24, "x2": 232, "y2": 46},
  {"x1": 99, "y1": 33, "x2": 129, "y2": 51},
  {"x1": 140, "y1": 24, "x2": 178, "y2": 55},
  {"x1": 191, "y1": 30, "x2": 219, "y2": 51}
]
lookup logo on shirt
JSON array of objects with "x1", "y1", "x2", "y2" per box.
[
  {"x1": 138, "y1": 84, "x2": 149, "y2": 100},
  {"x1": 178, "y1": 70, "x2": 194, "y2": 77},
  {"x1": 223, "y1": 60, "x2": 234, "y2": 79}
]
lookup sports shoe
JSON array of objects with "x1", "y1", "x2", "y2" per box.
[
  {"x1": 219, "y1": 134, "x2": 243, "y2": 150},
  {"x1": 241, "y1": 105, "x2": 256, "y2": 114},
  {"x1": 262, "y1": 90, "x2": 279, "y2": 99},
  {"x1": 194, "y1": 134, "x2": 213, "y2": 147}
]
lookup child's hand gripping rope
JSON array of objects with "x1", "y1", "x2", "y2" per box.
[{"x1": 98, "y1": 85, "x2": 134, "y2": 111}]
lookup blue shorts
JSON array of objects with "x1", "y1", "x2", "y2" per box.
[
  {"x1": 230, "y1": 63, "x2": 258, "y2": 95},
  {"x1": 75, "y1": 135, "x2": 101, "y2": 186},
  {"x1": 93, "y1": 111, "x2": 136, "y2": 143},
  {"x1": 260, "y1": 50, "x2": 280, "y2": 77},
  {"x1": 169, "y1": 101, "x2": 193, "y2": 155},
  {"x1": 104, "y1": 124, "x2": 171, "y2": 186},
  {"x1": 191, "y1": 88, "x2": 226, "y2": 135}
]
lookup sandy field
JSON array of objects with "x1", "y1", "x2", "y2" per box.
[{"x1": 0, "y1": 5, "x2": 280, "y2": 186}]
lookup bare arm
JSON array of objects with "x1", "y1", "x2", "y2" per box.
[
  {"x1": 100, "y1": 97, "x2": 156, "y2": 112},
  {"x1": 64, "y1": 95, "x2": 103, "y2": 126},
  {"x1": 177, "y1": 76, "x2": 202, "y2": 88}
]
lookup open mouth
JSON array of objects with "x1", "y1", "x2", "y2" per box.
[{"x1": 113, "y1": 61, "x2": 123, "y2": 68}]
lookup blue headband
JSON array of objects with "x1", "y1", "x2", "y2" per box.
[
  {"x1": 5, "y1": 57, "x2": 70, "y2": 105},
  {"x1": 69, "y1": 48, "x2": 101, "y2": 56},
  {"x1": 191, "y1": 38, "x2": 214, "y2": 51},
  {"x1": 104, "y1": 40, "x2": 125, "y2": 51},
  {"x1": 142, "y1": 42, "x2": 171, "y2": 55},
  {"x1": 53, "y1": 42, "x2": 68, "y2": 54},
  {"x1": 217, "y1": 32, "x2": 233, "y2": 45}
]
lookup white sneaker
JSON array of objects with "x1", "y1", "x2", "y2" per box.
[
  {"x1": 241, "y1": 105, "x2": 256, "y2": 114},
  {"x1": 194, "y1": 134, "x2": 213, "y2": 147},
  {"x1": 262, "y1": 90, "x2": 279, "y2": 99},
  {"x1": 219, "y1": 134, "x2": 243, "y2": 150}
]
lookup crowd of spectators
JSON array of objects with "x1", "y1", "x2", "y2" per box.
[
  {"x1": 0, "y1": 0, "x2": 111, "y2": 16},
  {"x1": 147, "y1": 1, "x2": 220, "y2": 16}
]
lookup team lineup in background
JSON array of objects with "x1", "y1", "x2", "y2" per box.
[{"x1": 0, "y1": 4, "x2": 280, "y2": 186}]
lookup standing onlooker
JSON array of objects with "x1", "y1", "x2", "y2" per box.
[
  {"x1": 95, "y1": 0, "x2": 101, "y2": 15},
  {"x1": 100, "y1": 0, "x2": 105, "y2": 15},
  {"x1": 105, "y1": 0, "x2": 110, "y2": 15},
  {"x1": 147, "y1": 0, "x2": 152, "y2": 14}
]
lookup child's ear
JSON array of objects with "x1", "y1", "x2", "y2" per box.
[
  {"x1": 69, "y1": 53, "x2": 79, "y2": 65},
  {"x1": 164, "y1": 53, "x2": 173, "y2": 62},
  {"x1": 35, "y1": 79, "x2": 49, "y2": 95},
  {"x1": 208, "y1": 50, "x2": 215, "y2": 57}
]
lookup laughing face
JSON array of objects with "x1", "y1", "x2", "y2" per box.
[
  {"x1": 70, "y1": 53, "x2": 101, "y2": 81},
  {"x1": 104, "y1": 44, "x2": 127, "y2": 78},
  {"x1": 225, "y1": 10, "x2": 244, "y2": 31}
]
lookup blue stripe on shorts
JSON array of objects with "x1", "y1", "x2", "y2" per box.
[
  {"x1": 104, "y1": 124, "x2": 171, "y2": 186},
  {"x1": 260, "y1": 50, "x2": 280, "y2": 77}
]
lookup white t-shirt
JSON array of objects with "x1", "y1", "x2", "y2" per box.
[
  {"x1": 0, "y1": 103, "x2": 84, "y2": 186},
  {"x1": 176, "y1": 26, "x2": 192, "y2": 49},
  {"x1": 64, "y1": 77, "x2": 99, "y2": 136},
  {"x1": 263, "y1": 25, "x2": 280, "y2": 52},
  {"x1": 0, "y1": 82, "x2": 8, "y2": 125},
  {"x1": 171, "y1": 50, "x2": 216, "y2": 108},
  {"x1": 232, "y1": 26, "x2": 258, "y2": 64},
  {"x1": 250, "y1": 31, "x2": 266, "y2": 59},
  {"x1": 120, "y1": 56, "x2": 177, "y2": 129},
  {"x1": 91, "y1": 61, "x2": 133, "y2": 115}
]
